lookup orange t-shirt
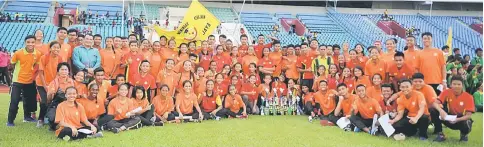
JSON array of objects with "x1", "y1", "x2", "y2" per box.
[
  {"x1": 59, "y1": 43, "x2": 72, "y2": 62},
  {"x1": 387, "y1": 63, "x2": 415, "y2": 83},
  {"x1": 108, "y1": 97, "x2": 136, "y2": 120},
  {"x1": 367, "y1": 86, "x2": 383, "y2": 102},
  {"x1": 297, "y1": 54, "x2": 316, "y2": 79},
  {"x1": 149, "y1": 52, "x2": 164, "y2": 77},
  {"x1": 194, "y1": 77, "x2": 207, "y2": 95},
  {"x1": 238, "y1": 45, "x2": 249, "y2": 56},
  {"x1": 141, "y1": 50, "x2": 152, "y2": 61},
  {"x1": 381, "y1": 51, "x2": 396, "y2": 63},
  {"x1": 416, "y1": 84, "x2": 437, "y2": 106},
  {"x1": 396, "y1": 90, "x2": 429, "y2": 117},
  {"x1": 241, "y1": 83, "x2": 259, "y2": 102},
  {"x1": 215, "y1": 82, "x2": 229, "y2": 96},
  {"x1": 161, "y1": 47, "x2": 177, "y2": 62},
  {"x1": 283, "y1": 55, "x2": 299, "y2": 80},
  {"x1": 129, "y1": 73, "x2": 157, "y2": 90},
  {"x1": 47, "y1": 77, "x2": 75, "y2": 95},
  {"x1": 198, "y1": 52, "x2": 212, "y2": 71},
  {"x1": 242, "y1": 55, "x2": 258, "y2": 75},
  {"x1": 339, "y1": 94, "x2": 356, "y2": 116},
  {"x1": 74, "y1": 81, "x2": 87, "y2": 97},
  {"x1": 271, "y1": 81, "x2": 287, "y2": 97},
  {"x1": 156, "y1": 69, "x2": 179, "y2": 97},
  {"x1": 200, "y1": 93, "x2": 221, "y2": 112},
  {"x1": 354, "y1": 97, "x2": 382, "y2": 119},
  {"x1": 132, "y1": 98, "x2": 150, "y2": 111},
  {"x1": 152, "y1": 95, "x2": 175, "y2": 115},
  {"x1": 54, "y1": 101, "x2": 88, "y2": 136},
  {"x1": 175, "y1": 92, "x2": 198, "y2": 114},
  {"x1": 254, "y1": 43, "x2": 272, "y2": 59},
  {"x1": 11, "y1": 49, "x2": 42, "y2": 84},
  {"x1": 36, "y1": 54, "x2": 63, "y2": 86},
  {"x1": 225, "y1": 94, "x2": 245, "y2": 113},
  {"x1": 76, "y1": 97, "x2": 105, "y2": 120},
  {"x1": 88, "y1": 80, "x2": 111, "y2": 108},
  {"x1": 303, "y1": 92, "x2": 315, "y2": 106},
  {"x1": 365, "y1": 59, "x2": 387, "y2": 81},
  {"x1": 416, "y1": 48, "x2": 445, "y2": 84},
  {"x1": 312, "y1": 75, "x2": 327, "y2": 92},
  {"x1": 100, "y1": 49, "x2": 123, "y2": 79},
  {"x1": 355, "y1": 75, "x2": 371, "y2": 88},
  {"x1": 212, "y1": 54, "x2": 230, "y2": 72},
  {"x1": 404, "y1": 49, "x2": 420, "y2": 70},
  {"x1": 35, "y1": 43, "x2": 48, "y2": 55},
  {"x1": 122, "y1": 52, "x2": 145, "y2": 81},
  {"x1": 268, "y1": 52, "x2": 283, "y2": 76},
  {"x1": 438, "y1": 89, "x2": 475, "y2": 115},
  {"x1": 314, "y1": 90, "x2": 338, "y2": 115}
]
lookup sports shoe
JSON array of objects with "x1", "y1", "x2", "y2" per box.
[
  {"x1": 150, "y1": 116, "x2": 156, "y2": 122},
  {"x1": 343, "y1": 125, "x2": 352, "y2": 132},
  {"x1": 460, "y1": 134, "x2": 468, "y2": 142},
  {"x1": 215, "y1": 116, "x2": 221, "y2": 121},
  {"x1": 393, "y1": 133, "x2": 406, "y2": 141},
  {"x1": 419, "y1": 136, "x2": 428, "y2": 141},
  {"x1": 36, "y1": 120, "x2": 44, "y2": 128},
  {"x1": 31, "y1": 112, "x2": 37, "y2": 120},
  {"x1": 154, "y1": 122, "x2": 164, "y2": 126},
  {"x1": 239, "y1": 115, "x2": 248, "y2": 119},
  {"x1": 370, "y1": 127, "x2": 378, "y2": 135},
  {"x1": 353, "y1": 127, "x2": 361, "y2": 132},
  {"x1": 23, "y1": 117, "x2": 36, "y2": 123},
  {"x1": 370, "y1": 114, "x2": 378, "y2": 135},
  {"x1": 91, "y1": 132, "x2": 103, "y2": 138},
  {"x1": 433, "y1": 133, "x2": 446, "y2": 142},
  {"x1": 320, "y1": 120, "x2": 330, "y2": 126},
  {"x1": 111, "y1": 128, "x2": 120, "y2": 134},
  {"x1": 6, "y1": 122, "x2": 14, "y2": 127},
  {"x1": 63, "y1": 136, "x2": 71, "y2": 141},
  {"x1": 308, "y1": 116, "x2": 313, "y2": 123}
]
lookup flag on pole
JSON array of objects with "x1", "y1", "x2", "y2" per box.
[
  {"x1": 446, "y1": 27, "x2": 453, "y2": 55},
  {"x1": 153, "y1": 0, "x2": 220, "y2": 46}
]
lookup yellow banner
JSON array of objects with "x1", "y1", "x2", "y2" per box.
[
  {"x1": 446, "y1": 27, "x2": 453, "y2": 55},
  {"x1": 153, "y1": 0, "x2": 220, "y2": 45}
]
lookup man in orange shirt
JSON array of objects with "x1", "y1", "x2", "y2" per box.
[
  {"x1": 120, "y1": 37, "x2": 130, "y2": 54},
  {"x1": 433, "y1": 76, "x2": 475, "y2": 142},
  {"x1": 389, "y1": 79, "x2": 430, "y2": 140},
  {"x1": 313, "y1": 80, "x2": 338, "y2": 125},
  {"x1": 334, "y1": 83, "x2": 357, "y2": 124},
  {"x1": 67, "y1": 29, "x2": 78, "y2": 52},
  {"x1": 403, "y1": 35, "x2": 420, "y2": 70},
  {"x1": 238, "y1": 34, "x2": 249, "y2": 56},
  {"x1": 387, "y1": 51, "x2": 414, "y2": 89},
  {"x1": 416, "y1": 32, "x2": 446, "y2": 95},
  {"x1": 269, "y1": 41, "x2": 283, "y2": 77},
  {"x1": 297, "y1": 43, "x2": 316, "y2": 90},
  {"x1": 373, "y1": 40, "x2": 383, "y2": 54},
  {"x1": 7, "y1": 35, "x2": 42, "y2": 126},
  {"x1": 54, "y1": 27, "x2": 72, "y2": 64},
  {"x1": 253, "y1": 34, "x2": 277, "y2": 59},
  {"x1": 350, "y1": 84, "x2": 383, "y2": 134},
  {"x1": 308, "y1": 40, "x2": 320, "y2": 57}
]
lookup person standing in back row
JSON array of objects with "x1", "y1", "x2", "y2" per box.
[
  {"x1": 7, "y1": 35, "x2": 42, "y2": 126},
  {"x1": 416, "y1": 32, "x2": 446, "y2": 95}
]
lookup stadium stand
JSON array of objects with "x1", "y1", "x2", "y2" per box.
[
  {"x1": 85, "y1": 3, "x2": 124, "y2": 26},
  {"x1": 421, "y1": 15, "x2": 482, "y2": 50},
  {"x1": 0, "y1": 23, "x2": 57, "y2": 52},
  {"x1": 2, "y1": 0, "x2": 51, "y2": 22}
]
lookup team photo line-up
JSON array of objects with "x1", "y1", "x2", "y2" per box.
[{"x1": 5, "y1": 26, "x2": 482, "y2": 142}]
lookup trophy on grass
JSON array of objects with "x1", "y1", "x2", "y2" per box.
[
  {"x1": 263, "y1": 88, "x2": 270, "y2": 116},
  {"x1": 279, "y1": 88, "x2": 288, "y2": 115},
  {"x1": 271, "y1": 88, "x2": 278, "y2": 115},
  {"x1": 287, "y1": 90, "x2": 295, "y2": 115}
]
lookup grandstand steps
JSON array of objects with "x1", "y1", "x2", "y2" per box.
[
  {"x1": 44, "y1": 2, "x2": 55, "y2": 24},
  {"x1": 326, "y1": 12, "x2": 369, "y2": 47},
  {"x1": 456, "y1": 18, "x2": 483, "y2": 35},
  {"x1": 417, "y1": 14, "x2": 475, "y2": 50}
]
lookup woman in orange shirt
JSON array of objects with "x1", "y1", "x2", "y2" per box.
[
  {"x1": 326, "y1": 64, "x2": 339, "y2": 91},
  {"x1": 152, "y1": 85, "x2": 176, "y2": 123},
  {"x1": 47, "y1": 63, "x2": 75, "y2": 105},
  {"x1": 365, "y1": 47, "x2": 387, "y2": 82},
  {"x1": 337, "y1": 55, "x2": 347, "y2": 72},
  {"x1": 221, "y1": 64, "x2": 232, "y2": 79},
  {"x1": 100, "y1": 37, "x2": 123, "y2": 79},
  {"x1": 312, "y1": 65, "x2": 327, "y2": 92},
  {"x1": 129, "y1": 60, "x2": 157, "y2": 99},
  {"x1": 140, "y1": 39, "x2": 152, "y2": 60},
  {"x1": 75, "y1": 83, "x2": 106, "y2": 127},
  {"x1": 353, "y1": 66, "x2": 371, "y2": 89},
  {"x1": 188, "y1": 41, "x2": 197, "y2": 54},
  {"x1": 150, "y1": 41, "x2": 164, "y2": 77},
  {"x1": 55, "y1": 87, "x2": 102, "y2": 141},
  {"x1": 156, "y1": 59, "x2": 179, "y2": 97},
  {"x1": 34, "y1": 29, "x2": 48, "y2": 55},
  {"x1": 247, "y1": 63, "x2": 261, "y2": 85},
  {"x1": 176, "y1": 43, "x2": 190, "y2": 64},
  {"x1": 223, "y1": 85, "x2": 247, "y2": 118},
  {"x1": 214, "y1": 73, "x2": 228, "y2": 96},
  {"x1": 339, "y1": 67, "x2": 356, "y2": 93},
  {"x1": 258, "y1": 47, "x2": 275, "y2": 76},
  {"x1": 258, "y1": 74, "x2": 273, "y2": 106},
  {"x1": 73, "y1": 70, "x2": 87, "y2": 99},
  {"x1": 36, "y1": 41, "x2": 63, "y2": 127},
  {"x1": 240, "y1": 75, "x2": 260, "y2": 115},
  {"x1": 198, "y1": 41, "x2": 212, "y2": 70},
  {"x1": 200, "y1": 80, "x2": 225, "y2": 120},
  {"x1": 242, "y1": 46, "x2": 258, "y2": 75},
  {"x1": 131, "y1": 86, "x2": 162, "y2": 126},
  {"x1": 367, "y1": 73, "x2": 384, "y2": 102},
  {"x1": 176, "y1": 60, "x2": 195, "y2": 91},
  {"x1": 229, "y1": 47, "x2": 243, "y2": 65},
  {"x1": 212, "y1": 45, "x2": 230, "y2": 72},
  {"x1": 354, "y1": 44, "x2": 368, "y2": 64},
  {"x1": 175, "y1": 81, "x2": 204, "y2": 121},
  {"x1": 229, "y1": 63, "x2": 244, "y2": 81},
  {"x1": 230, "y1": 75, "x2": 243, "y2": 93},
  {"x1": 105, "y1": 84, "x2": 142, "y2": 133},
  {"x1": 194, "y1": 66, "x2": 208, "y2": 95}
]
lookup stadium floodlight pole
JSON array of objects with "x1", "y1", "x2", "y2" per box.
[{"x1": 232, "y1": 0, "x2": 246, "y2": 38}]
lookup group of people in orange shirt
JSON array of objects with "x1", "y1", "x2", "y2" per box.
[{"x1": 6, "y1": 27, "x2": 476, "y2": 142}]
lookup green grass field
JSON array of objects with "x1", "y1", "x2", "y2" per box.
[{"x1": 0, "y1": 93, "x2": 482, "y2": 147}]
